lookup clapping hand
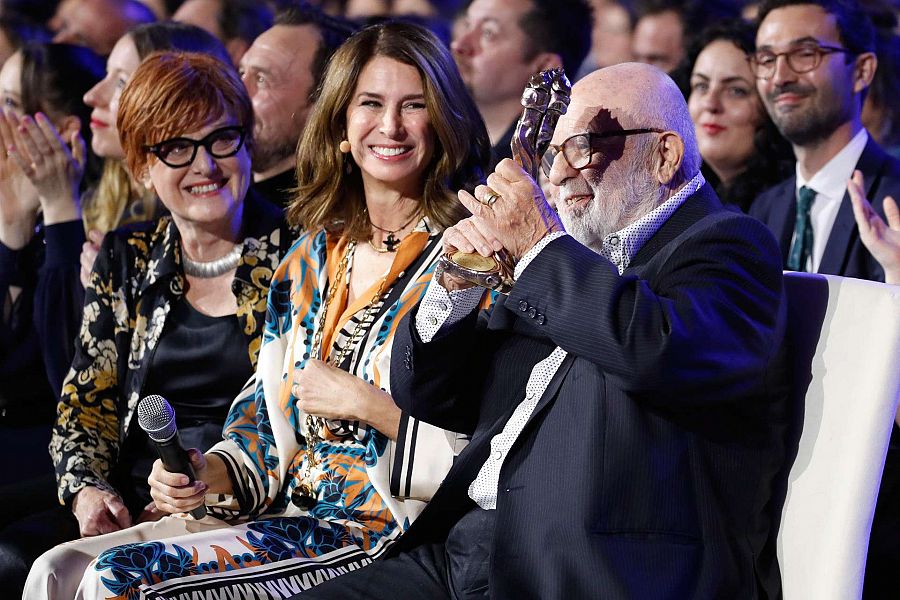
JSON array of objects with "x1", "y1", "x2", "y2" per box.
[
  {"x1": 0, "y1": 108, "x2": 39, "y2": 249},
  {"x1": 848, "y1": 170, "x2": 900, "y2": 284},
  {"x1": 2, "y1": 110, "x2": 85, "y2": 225}
]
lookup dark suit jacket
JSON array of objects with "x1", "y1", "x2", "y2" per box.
[
  {"x1": 390, "y1": 185, "x2": 791, "y2": 599},
  {"x1": 749, "y1": 137, "x2": 900, "y2": 280}
]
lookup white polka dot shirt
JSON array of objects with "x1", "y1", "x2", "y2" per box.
[{"x1": 599, "y1": 171, "x2": 705, "y2": 272}]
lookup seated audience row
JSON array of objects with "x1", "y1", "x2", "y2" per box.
[
  {"x1": 0, "y1": 0, "x2": 898, "y2": 598},
  {"x1": 22, "y1": 19, "x2": 490, "y2": 600}
]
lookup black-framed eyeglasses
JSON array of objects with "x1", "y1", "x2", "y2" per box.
[
  {"x1": 750, "y1": 44, "x2": 855, "y2": 80},
  {"x1": 145, "y1": 125, "x2": 247, "y2": 168},
  {"x1": 540, "y1": 129, "x2": 664, "y2": 179}
]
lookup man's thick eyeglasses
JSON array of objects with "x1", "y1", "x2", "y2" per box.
[
  {"x1": 145, "y1": 126, "x2": 247, "y2": 168},
  {"x1": 750, "y1": 44, "x2": 855, "y2": 80},
  {"x1": 540, "y1": 129, "x2": 664, "y2": 179}
]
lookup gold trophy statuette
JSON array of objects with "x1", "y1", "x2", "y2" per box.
[{"x1": 438, "y1": 67, "x2": 571, "y2": 294}]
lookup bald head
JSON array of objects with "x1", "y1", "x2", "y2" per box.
[
  {"x1": 566, "y1": 63, "x2": 700, "y2": 182},
  {"x1": 547, "y1": 63, "x2": 701, "y2": 249}
]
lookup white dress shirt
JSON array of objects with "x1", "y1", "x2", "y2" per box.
[
  {"x1": 416, "y1": 171, "x2": 705, "y2": 510},
  {"x1": 794, "y1": 128, "x2": 868, "y2": 272}
]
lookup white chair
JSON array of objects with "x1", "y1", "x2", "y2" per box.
[{"x1": 777, "y1": 272, "x2": 900, "y2": 599}]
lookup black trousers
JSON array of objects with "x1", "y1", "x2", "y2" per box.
[{"x1": 301, "y1": 505, "x2": 495, "y2": 600}]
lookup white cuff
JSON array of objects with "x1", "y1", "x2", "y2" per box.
[{"x1": 415, "y1": 277, "x2": 483, "y2": 343}]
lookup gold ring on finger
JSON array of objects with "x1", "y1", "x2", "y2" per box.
[{"x1": 480, "y1": 190, "x2": 501, "y2": 206}]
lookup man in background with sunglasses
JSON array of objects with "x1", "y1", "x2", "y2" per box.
[
  {"x1": 303, "y1": 62, "x2": 790, "y2": 600},
  {"x1": 748, "y1": 1, "x2": 900, "y2": 595}
]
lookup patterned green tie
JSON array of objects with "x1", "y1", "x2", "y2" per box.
[{"x1": 787, "y1": 186, "x2": 816, "y2": 271}]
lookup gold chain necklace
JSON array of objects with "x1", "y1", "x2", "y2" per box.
[{"x1": 292, "y1": 239, "x2": 389, "y2": 510}]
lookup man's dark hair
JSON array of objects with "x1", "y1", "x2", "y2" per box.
[
  {"x1": 755, "y1": 0, "x2": 876, "y2": 56},
  {"x1": 219, "y1": 0, "x2": 274, "y2": 45},
  {"x1": 635, "y1": 0, "x2": 739, "y2": 29},
  {"x1": 635, "y1": 0, "x2": 680, "y2": 20},
  {"x1": 275, "y1": 2, "x2": 357, "y2": 102},
  {"x1": 130, "y1": 21, "x2": 231, "y2": 65},
  {"x1": 519, "y1": 0, "x2": 592, "y2": 79}
]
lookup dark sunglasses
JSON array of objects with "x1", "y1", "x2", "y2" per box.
[{"x1": 145, "y1": 125, "x2": 247, "y2": 168}]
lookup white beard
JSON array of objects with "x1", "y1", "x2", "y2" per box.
[
  {"x1": 559, "y1": 166, "x2": 660, "y2": 254},
  {"x1": 559, "y1": 194, "x2": 624, "y2": 253}
]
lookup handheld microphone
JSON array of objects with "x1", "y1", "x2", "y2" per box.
[{"x1": 137, "y1": 394, "x2": 207, "y2": 520}]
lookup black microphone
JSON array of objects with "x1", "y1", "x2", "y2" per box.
[{"x1": 137, "y1": 394, "x2": 206, "y2": 519}]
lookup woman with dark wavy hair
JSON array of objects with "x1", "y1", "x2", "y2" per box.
[
  {"x1": 27, "y1": 21, "x2": 490, "y2": 599},
  {"x1": 686, "y1": 19, "x2": 794, "y2": 212}
]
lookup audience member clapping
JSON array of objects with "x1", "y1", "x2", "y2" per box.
[
  {"x1": 0, "y1": 40, "x2": 104, "y2": 595},
  {"x1": 0, "y1": 41, "x2": 104, "y2": 462},
  {"x1": 687, "y1": 20, "x2": 794, "y2": 211},
  {"x1": 849, "y1": 170, "x2": 900, "y2": 284},
  {"x1": 26, "y1": 21, "x2": 489, "y2": 599}
]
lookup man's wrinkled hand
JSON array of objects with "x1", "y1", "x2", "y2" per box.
[{"x1": 456, "y1": 158, "x2": 563, "y2": 261}]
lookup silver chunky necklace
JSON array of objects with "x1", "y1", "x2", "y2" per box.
[{"x1": 182, "y1": 243, "x2": 243, "y2": 278}]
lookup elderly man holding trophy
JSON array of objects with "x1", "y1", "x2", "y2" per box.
[{"x1": 303, "y1": 61, "x2": 792, "y2": 600}]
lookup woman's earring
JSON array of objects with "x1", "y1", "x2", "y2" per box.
[{"x1": 339, "y1": 140, "x2": 353, "y2": 173}]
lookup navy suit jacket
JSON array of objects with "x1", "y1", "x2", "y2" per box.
[
  {"x1": 749, "y1": 137, "x2": 900, "y2": 280},
  {"x1": 390, "y1": 185, "x2": 791, "y2": 599}
]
